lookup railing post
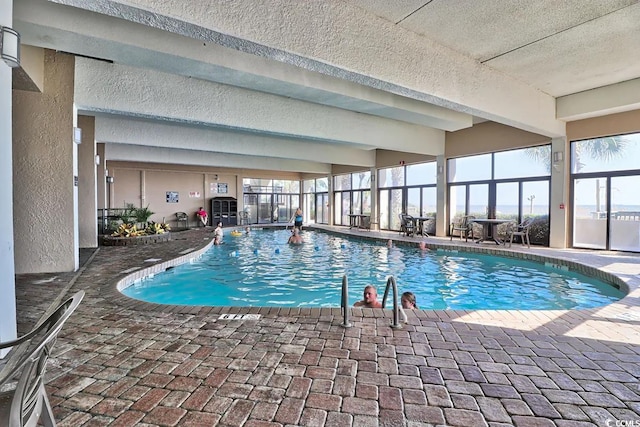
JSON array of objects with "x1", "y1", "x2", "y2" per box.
[{"x1": 340, "y1": 275, "x2": 351, "y2": 328}]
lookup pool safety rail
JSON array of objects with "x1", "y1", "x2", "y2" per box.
[
  {"x1": 340, "y1": 275, "x2": 351, "y2": 328},
  {"x1": 340, "y1": 274, "x2": 404, "y2": 329},
  {"x1": 381, "y1": 276, "x2": 405, "y2": 328}
]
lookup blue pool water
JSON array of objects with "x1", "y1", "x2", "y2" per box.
[{"x1": 121, "y1": 229, "x2": 625, "y2": 309}]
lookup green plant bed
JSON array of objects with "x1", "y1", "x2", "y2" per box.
[{"x1": 102, "y1": 232, "x2": 171, "y2": 246}]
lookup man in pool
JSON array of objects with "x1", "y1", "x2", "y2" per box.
[
  {"x1": 213, "y1": 221, "x2": 224, "y2": 245},
  {"x1": 287, "y1": 228, "x2": 304, "y2": 244},
  {"x1": 354, "y1": 285, "x2": 382, "y2": 308}
]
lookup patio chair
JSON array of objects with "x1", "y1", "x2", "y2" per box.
[
  {"x1": 175, "y1": 212, "x2": 188, "y2": 229},
  {"x1": 508, "y1": 218, "x2": 533, "y2": 248},
  {"x1": 399, "y1": 213, "x2": 415, "y2": 237},
  {"x1": 450, "y1": 215, "x2": 475, "y2": 241},
  {"x1": 0, "y1": 291, "x2": 85, "y2": 427}
]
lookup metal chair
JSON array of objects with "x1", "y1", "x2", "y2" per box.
[
  {"x1": 450, "y1": 215, "x2": 475, "y2": 241},
  {"x1": 508, "y1": 218, "x2": 533, "y2": 248},
  {"x1": 175, "y1": 212, "x2": 188, "y2": 229},
  {"x1": 0, "y1": 291, "x2": 85, "y2": 427},
  {"x1": 399, "y1": 213, "x2": 415, "y2": 237}
]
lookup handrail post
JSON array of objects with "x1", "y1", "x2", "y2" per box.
[
  {"x1": 381, "y1": 276, "x2": 402, "y2": 329},
  {"x1": 340, "y1": 275, "x2": 351, "y2": 328}
]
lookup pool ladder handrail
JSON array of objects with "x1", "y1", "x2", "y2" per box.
[
  {"x1": 381, "y1": 276, "x2": 406, "y2": 328},
  {"x1": 340, "y1": 274, "x2": 351, "y2": 328},
  {"x1": 340, "y1": 274, "x2": 405, "y2": 329}
]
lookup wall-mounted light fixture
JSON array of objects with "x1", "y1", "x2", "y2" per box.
[
  {"x1": 1, "y1": 26, "x2": 20, "y2": 68},
  {"x1": 553, "y1": 151, "x2": 564, "y2": 163},
  {"x1": 73, "y1": 127, "x2": 82, "y2": 144}
]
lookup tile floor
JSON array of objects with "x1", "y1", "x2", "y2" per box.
[{"x1": 11, "y1": 226, "x2": 640, "y2": 426}]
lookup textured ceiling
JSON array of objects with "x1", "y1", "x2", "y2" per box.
[
  {"x1": 13, "y1": 0, "x2": 640, "y2": 172},
  {"x1": 350, "y1": 0, "x2": 640, "y2": 97}
]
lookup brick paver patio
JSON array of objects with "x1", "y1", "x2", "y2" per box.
[{"x1": 11, "y1": 227, "x2": 640, "y2": 426}]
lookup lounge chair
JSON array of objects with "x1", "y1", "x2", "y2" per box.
[{"x1": 0, "y1": 291, "x2": 85, "y2": 427}]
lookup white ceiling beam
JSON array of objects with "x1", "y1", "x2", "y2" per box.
[
  {"x1": 105, "y1": 144, "x2": 331, "y2": 174},
  {"x1": 94, "y1": 115, "x2": 376, "y2": 167},
  {"x1": 75, "y1": 58, "x2": 444, "y2": 155},
  {"x1": 16, "y1": 0, "x2": 471, "y2": 132},
  {"x1": 557, "y1": 78, "x2": 640, "y2": 121},
  {"x1": 52, "y1": 0, "x2": 565, "y2": 137}
]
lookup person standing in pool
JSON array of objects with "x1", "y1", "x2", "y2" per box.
[
  {"x1": 214, "y1": 221, "x2": 224, "y2": 245},
  {"x1": 287, "y1": 228, "x2": 304, "y2": 244},
  {"x1": 354, "y1": 285, "x2": 382, "y2": 308},
  {"x1": 292, "y1": 207, "x2": 303, "y2": 230}
]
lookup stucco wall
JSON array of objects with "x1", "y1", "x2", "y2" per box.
[
  {"x1": 567, "y1": 109, "x2": 640, "y2": 141},
  {"x1": 104, "y1": 161, "x2": 305, "y2": 229},
  {"x1": 13, "y1": 50, "x2": 76, "y2": 273},
  {"x1": 446, "y1": 121, "x2": 551, "y2": 158}
]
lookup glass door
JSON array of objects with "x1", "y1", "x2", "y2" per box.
[
  {"x1": 315, "y1": 193, "x2": 329, "y2": 224},
  {"x1": 610, "y1": 176, "x2": 640, "y2": 252},
  {"x1": 389, "y1": 188, "x2": 403, "y2": 230},
  {"x1": 573, "y1": 177, "x2": 607, "y2": 249},
  {"x1": 257, "y1": 194, "x2": 273, "y2": 224}
]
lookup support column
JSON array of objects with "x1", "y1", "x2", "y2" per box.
[
  {"x1": 78, "y1": 115, "x2": 97, "y2": 248},
  {"x1": 549, "y1": 137, "x2": 568, "y2": 248},
  {"x1": 369, "y1": 167, "x2": 378, "y2": 230},
  {"x1": 1, "y1": 0, "x2": 17, "y2": 354},
  {"x1": 436, "y1": 155, "x2": 447, "y2": 237},
  {"x1": 13, "y1": 50, "x2": 77, "y2": 273},
  {"x1": 328, "y1": 174, "x2": 333, "y2": 226}
]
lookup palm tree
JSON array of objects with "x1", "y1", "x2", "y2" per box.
[
  {"x1": 572, "y1": 136, "x2": 628, "y2": 173},
  {"x1": 524, "y1": 136, "x2": 628, "y2": 174}
]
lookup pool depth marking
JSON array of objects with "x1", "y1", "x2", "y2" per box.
[{"x1": 218, "y1": 314, "x2": 262, "y2": 320}]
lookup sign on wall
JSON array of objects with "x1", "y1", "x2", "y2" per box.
[
  {"x1": 211, "y1": 183, "x2": 228, "y2": 194},
  {"x1": 166, "y1": 191, "x2": 179, "y2": 203}
]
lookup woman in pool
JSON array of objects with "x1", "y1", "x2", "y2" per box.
[
  {"x1": 401, "y1": 292, "x2": 418, "y2": 309},
  {"x1": 291, "y1": 207, "x2": 303, "y2": 230}
]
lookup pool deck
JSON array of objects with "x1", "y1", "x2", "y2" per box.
[{"x1": 12, "y1": 225, "x2": 640, "y2": 426}]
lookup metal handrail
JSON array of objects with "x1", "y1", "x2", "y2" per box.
[
  {"x1": 381, "y1": 276, "x2": 404, "y2": 328},
  {"x1": 340, "y1": 275, "x2": 351, "y2": 328}
]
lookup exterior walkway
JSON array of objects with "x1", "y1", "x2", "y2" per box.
[{"x1": 12, "y1": 226, "x2": 640, "y2": 426}]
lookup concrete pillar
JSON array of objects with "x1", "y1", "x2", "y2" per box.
[
  {"x1": 436, "y1": 155, "x2": 447, "y2": 237},
  {"x1": 97, "y1": 143, "x2": 106, "y2": 209},
  {"x1": 549, "y1": 137, "x2": 568, "y2": 248},
  {"x1": 328, "y1": 174, "x2": 333, "y2": 225},
  {"x1": 369, "y1": 167, "x2": 378, "y2": 230},
  {"x1": 78, "y1": 115, "x2": 97, "y2": 248},
  {"x1": 13, "y1": 50, "x2": 78, "y2": 273},
  {"x1": 1, "y1": 0, "x2": 17, "y2": 354}
]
